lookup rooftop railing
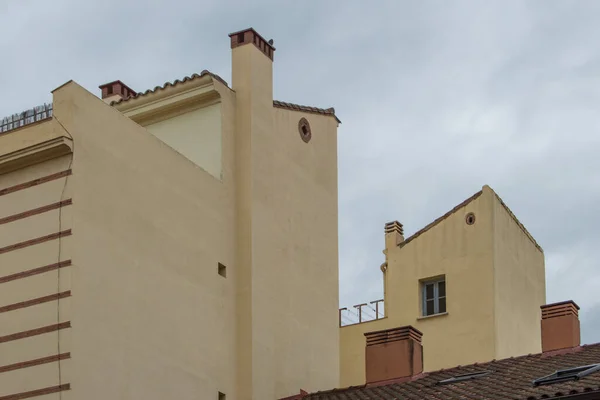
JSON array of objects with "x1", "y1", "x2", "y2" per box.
[
  {"x1": 339, "y1": 299, "x2": 385, "y2": 327},
  {"x1": 0, "y1": 103, "x2": 53, "y2": 134}
]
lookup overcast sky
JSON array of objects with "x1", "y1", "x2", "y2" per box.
[{"x1": 2, "y1": 1, "x2": 599, "y2": 344}]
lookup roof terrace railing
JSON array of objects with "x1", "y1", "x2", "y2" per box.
[
  {"x1": 0, "y1": 103, "x2": 53, "y2": 134},
  {"x1": 339, "y1": 299, "x2": 385, "y2": 327}
]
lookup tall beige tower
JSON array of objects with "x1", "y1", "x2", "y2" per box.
[
  {"x1": 229, "y1": 29, "x2": 340, "y2": 399},
  {"x1": 0, "y1": 27, "x2": 339, "y2": 400}
]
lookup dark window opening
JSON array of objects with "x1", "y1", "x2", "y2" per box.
[
  {"x1": 237, "y1": 32, "x2": 244, "y2": 44},
  {"x1": 218, "y1": 263, "x2": 227, "y2": 278},
  {"x1": 422, "y1": 277, "x2": 446, "y2": 316},
  {"x1": 106, "y1": 85, "x2": 114, "y2": 95},
  {"x1": 218, "y1": 392, "x2": 226, "y2": 400},
  {"x1": 533, "y1": 364, "x2": 600, "y2": 386}
]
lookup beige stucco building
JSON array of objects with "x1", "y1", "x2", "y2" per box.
[
  {"x1": 0, "y1": 28, "x2": 340, "y2": 400},
  {"x1": 339, "y1": 186, "x2": 546, "y2": 387}
]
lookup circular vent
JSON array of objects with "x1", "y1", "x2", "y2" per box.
[
  {"x1": 465, "y1": 212, "x2": 476, "y2": 225},
  {"x1": 298, "y1": 118, "x2": 312, "y2": 143}
]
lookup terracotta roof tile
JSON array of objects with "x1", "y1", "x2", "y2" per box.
[
  {"x1": 273, "y1": 100, "x2": 341, "y2": 123},
  {"x1": 108, "y1": 73, "x2": 341, "y2": 123},
  {"x1": 303, "y1": 344, "x2": 600, "y2": 399},
  {"x1": 110, "y1": 70, "x2": 230, "y2": 106}
]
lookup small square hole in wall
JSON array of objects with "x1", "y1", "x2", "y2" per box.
[
  {"x1": 218, "y1": 263, "x2": 227, "y2": 278},
  {"x1": 218, "y1": 392, "x2": 226, "y2": 400}
]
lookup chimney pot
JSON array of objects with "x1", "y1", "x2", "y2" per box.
[
  {"x1": 385, "y1": 221, "x2": 404, "y2": 249},
  {"x1": 364, "y1": 325, "x2": 423, "y2": 384},
  {"x1": 541, "y1": 300, "x2": 580, "y2": 353},
  {"x1": 98, "y1": 80, "x2": 137, "y2": 103},
  {"x1": 229, "y1": 28, "x2": 276, "y2": 61}
]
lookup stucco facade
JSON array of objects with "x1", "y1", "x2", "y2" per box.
[
  {"x1": 339, "y1": 185, "x2": 546, "y2": 387},
  {"x1": 0, "y1": 28, "x2": 339, "y2": 400}
]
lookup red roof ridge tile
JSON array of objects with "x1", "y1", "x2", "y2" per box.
[
  {"x1": 110, "y1": 70, "x2": 230, "y2": 106},
  {"x1": 273, "y1": 100, "x2": 341, "y2": 123}
]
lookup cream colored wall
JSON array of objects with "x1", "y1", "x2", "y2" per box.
[
  {"x1": 231, "y1": 41, "x2": 339, "y2": 399},
  {"x1": 0, "y1": 153, "x2": 73, "y2": 398},
  {"x1": 491, "y1": 186, "x2": 545, "y2": 359},
  {"x1": 3, "y1": 37, "x2": 339, "y2": 400},
  {"x1": 53, "y1": 81, "x2": 237, "y2": 400},
  {"x1": 340, "y1": 188, "x2": 547, "y2": 387},
  {"x1": 253, "y1": 108, "x2": 339, "y2": 398},
  {"x1": 387, "y1": 191, "x2": 497, "y2": 370},
  {"x1": 340, "y1": 192, "x2": 496, "y2": 387},
  {"x1": 144, "y1": 103, "x2": 223, "y2": 180}
]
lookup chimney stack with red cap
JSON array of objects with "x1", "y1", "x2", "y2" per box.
[
  {"x1": 98, "y1": 80, "x2": 137, "y2": 104},
  {"x1": 541, "y1": 300, "x2": 581, "y2": 353},
  {"x1": 228, "y1": 28, "x2": 275, "y2": 106},
  {"x1": 364, "y1": 326, "x2": 423, "y2": 384},
  {"x1": 229, "y1": 27, "x2": 275, "y2": 61}
]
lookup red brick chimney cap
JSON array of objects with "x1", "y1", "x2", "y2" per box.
[{"x1": 541, "y1": 300, "x2": 580, "y2": 310}]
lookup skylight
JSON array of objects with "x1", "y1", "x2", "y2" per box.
[
  {"x1": 533, "y1": 364, "x2": 600, "y2": 386},
  {"x1": 437, "y1": 370, "x2": 492, "y2": 385}
]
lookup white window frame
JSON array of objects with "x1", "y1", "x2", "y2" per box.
[{"x1": 421, "y1": 278, "x2": 446, "y2": 316}]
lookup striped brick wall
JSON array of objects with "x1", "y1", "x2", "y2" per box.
[{"x1": 0, "y1": 156, "x2": 73, "y2": 399}]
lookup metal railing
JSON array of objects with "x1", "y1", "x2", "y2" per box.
[
  {"x1": 339, "y1": 299, "x2": 385, "y2": 327},
  {"x1": 0, "y1": 103, "x2": 53, "y2": 134}
]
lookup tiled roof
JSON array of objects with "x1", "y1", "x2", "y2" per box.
[
  {"x1": 109, "y1": 73, "x2": 341, "y2": 123},
  {"x1": 304, "y1": 344, "x2": 600, "y2": 400},
  {"x1": 110, "y1": 70, "x2": 230, "y2": 106},
  {"x1": 273, "y1": 100, "x2": 341, "y2": 123}
]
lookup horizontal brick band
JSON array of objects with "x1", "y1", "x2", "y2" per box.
[
  {"x1": 0, "y1": 230, "x2": 71, "y2": 255},
  {"x1": 0, "y1": 384, "x2": 70, "y2": 400},
  {"x1": 0, "y1": 353, "x2": 70, "y2": 374},
  {"x1": 0, "y1": 322, "x2": 71, "y2": 344},
  {"x1": 0, "y1": 170, "x2": 72, "y2": 198},
  {"x1": 0, "y1": 200, "x2": 72, "y2": 226},
  {"x1": 0, "y1": 260, "x2": 72, "y2": 285},
  {"x1": 0, "y1": 291, "x2": 71, "y2": 314}
]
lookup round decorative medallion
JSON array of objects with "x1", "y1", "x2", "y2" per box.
[
  {"x1": 465, "y1": 212, "x2": 476, "y2": 225},
  {"x1": 298, "y1": 117, "x2": 312, "y2": 143}
]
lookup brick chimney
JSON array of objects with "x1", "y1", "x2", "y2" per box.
[
  {"x1": 364, "y1": 326, "x2": 423, "y2": 384},
  {"x1": 384, "y1": 221, "x2": 404, "y2": 250},
  {"x1": 98, "y1": 80, "x2": 137, "y2": 104},
  {"x1": 541, "y1": 300, "x2": 580, "y2": 353},
  {"x1": 229, "y1": 28, "x2": 275, "y2": 61}
]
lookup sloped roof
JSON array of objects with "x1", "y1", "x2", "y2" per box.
[
  {"x1": 399, "y1": 186, "x2": 543, "y2": 253},
  {"x1": 109, "y1": 70, "x2": 229, "y2": 106},
  {"x1": 273, "y1": 100, "x2": 341, "y2": 123},
  {"x1": 399, "y1": 189, "x2": 483, "y2": 249},
  {"x1": 304, "y1": 344, "x2": 600, "y2": 400},
  {"x1": 108, "y1": 72, "x2": 341, "y2": 122}
]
